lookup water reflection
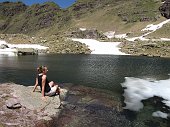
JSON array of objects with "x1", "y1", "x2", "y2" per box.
[{"x1": 0, "y1": 54, "x2": 169, "y2": 90}]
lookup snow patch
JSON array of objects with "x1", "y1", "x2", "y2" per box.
[
  {"x1": 115, "y1": 34, "x2": 127, "y2": 39},
  {"x1": 126, "y1": 19, "x2": 170, "y2": 41},
  {"x1": 141, "y1": 19, "x2": 170, "y2": 32},
  {"x1": 161, "y1": 38, "x2": 170, "y2": 41},
  {"x1": 104, "y1": 31, "x2": 115, "y2": 38},
  {"x1": 104, "y1": 31, "x2": 127, "y2": 39},
  {"x1": 79, "y1": 28, "x2": 86, "y2": 31},
  {"x1": 0, "y1": 40, "x2": 48, "y2": 56},
  {"x1": 72, "y1": 38, "x2": 127, "y2": 55}
]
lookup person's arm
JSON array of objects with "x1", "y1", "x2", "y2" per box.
[
  {"x1": 41, "y1": 75, "x2": 46, "y2": 98},
  {"x1": 32, "y1": 77, "x2": 38, "y2": 92}
]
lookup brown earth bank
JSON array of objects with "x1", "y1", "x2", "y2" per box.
[
  {"x1": 0, "y1": 83, "x2": 132, "y2": 127},
  {"x1": 119, "y1": 40, "x2": 170, "y2": 58}
]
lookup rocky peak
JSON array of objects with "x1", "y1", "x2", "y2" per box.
[
  {"x1": 26, "y1": 2, "x2": 61, "y2": 17},
  {"x1": 0, "y1": 1, "x2": 27, "y2": 17}
]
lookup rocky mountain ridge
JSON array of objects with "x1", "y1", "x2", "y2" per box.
[{"x1": 0, "y1": 0, "x2": 168, "y2": 35}]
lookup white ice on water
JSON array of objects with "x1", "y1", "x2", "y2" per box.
[
  {"x1": 152, "y1": 111, "x2": 168, "y2": 119},
  {"x1": 121, "y1": 77, "x2": 170, "y2": 119}
]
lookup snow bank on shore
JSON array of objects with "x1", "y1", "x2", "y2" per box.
[
  {"x1": 0, "y1": 40, "x2": 48, "y2": 56},
  {"x1": 0, "y1": 40, "x2": 48, "y2": 50},
  {"x1": 72, "y1": 38, "x2": 127, "y2": 55}
]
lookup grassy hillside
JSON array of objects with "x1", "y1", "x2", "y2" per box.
[
  {"x1": 68, "y1": 0, "x2": 163, "y2": 36},
  {"x1": 147, "y1": 20, "x2": 170, "y2": 38}
]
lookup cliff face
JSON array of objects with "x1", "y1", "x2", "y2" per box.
[{"x1": 159, "y1": 0, "x2": 170, "y2": 19}]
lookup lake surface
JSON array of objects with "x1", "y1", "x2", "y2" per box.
[
  {"x1": 0, "y1": 54, "x2": 170, "y2": 91},
  {"x1": 1, "y1": 54, "x2": 170, "y2": 126}
]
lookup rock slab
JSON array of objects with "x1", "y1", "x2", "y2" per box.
[{"x1": 0, "y1": 83, "x2": 68, "y2": 127}]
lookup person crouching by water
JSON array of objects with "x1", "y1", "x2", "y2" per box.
[{"x1": 33, "y1": 66, "x2": 60, "y2": 101}]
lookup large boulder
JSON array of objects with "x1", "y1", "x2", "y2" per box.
[
  {"x1": 0, "y1": 83, "x2": 68, "y2": 126},
  {"x1": 68, "y1": 28, "x2": 107, "y2": 40},
  {"x1": 159, "y1": 0, "x2": 170, "y2": 19},
  {"x1": 17, "y1": 48, "x2": 38, "y2": 55}
]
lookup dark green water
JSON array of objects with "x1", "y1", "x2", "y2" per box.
[
  {"x1": 1, "y1": 54, "x2": 170, "y2": 126},
  {"x1": 0, "y1": 54, "x2": 170, "y2": 92}
]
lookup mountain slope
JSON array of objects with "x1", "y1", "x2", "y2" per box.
[
  {"x1": 0, "y1": 0, "x2": 168, "y2": 37},
  {"x1": 68, "y1": 0, "x2": 164, "y2": 35}
]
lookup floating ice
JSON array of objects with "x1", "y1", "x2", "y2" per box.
[
  {"x1": 121, "y1": 77, "x2": 170, "y2": 118},
  {"x1": 152, "y1": 111, "x2": 168, "y2": 119}
]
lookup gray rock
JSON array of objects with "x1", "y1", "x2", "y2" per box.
[
  {"x1": 142, "y1": 43, "x2": 158, "y2": 48},
  {"x1": 0, "y1": 44, "x2": 9, "y2": 49},
  {"x1": 6, "y1": 98, "x2": 22, "y2": 109},
  {"x1": 11, "y1": 85, "x2": 68, "y2": 120},
  {"x1": 60, "y1": 88, "x2": 68, "y2": 101},
  {"x1": 0, "y1": 93, "x2": 9, "y2": 98},
  {"x1": 159, "y1": 0, "x2": 170, "y2": 19},
  {"x1": 17, "y1": 48, "x2": 38, "y2": 55}
]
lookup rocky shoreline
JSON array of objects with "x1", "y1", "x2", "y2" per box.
[
  {"x1": 0, "y1": 33, "x2": 170, "y2": 58},
  {"x1": 0, "y1": 34, "x2": 91, "y2": 55},
  {"x1": 119, "y1": 40, "x2": 170, "y2": 58},
  {"x1": 0, "y1": 83, "x2": 68, "y2": 127},
  {"x1": 0, "y1": 83, "x2": 132, "y2": 127}
]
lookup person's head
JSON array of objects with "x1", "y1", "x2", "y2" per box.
[{"x1": 37, "y1": 66, "x2": 48, "y2": 74}]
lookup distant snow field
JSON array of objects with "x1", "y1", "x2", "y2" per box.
[{"x1": 72, "y1": 38, "x2": 127, "y2": 55}]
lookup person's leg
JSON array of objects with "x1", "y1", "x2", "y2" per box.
[
  {"x1": 49, "y1": 81, "x2": 60, "y2": 95},
  {"x1": 56, "y1": 86, "x2": 60, "y2": 95},
  {"x1": 45, "y1": 86, "x2": 57, "y2": 96},
  {"x1": 49, "y1": 81, "x2": 56, "y2": 87}
]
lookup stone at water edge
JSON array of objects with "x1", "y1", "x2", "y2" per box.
[{"x1": 60, "y1": 88, "x2": 68, "y2": 101}]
